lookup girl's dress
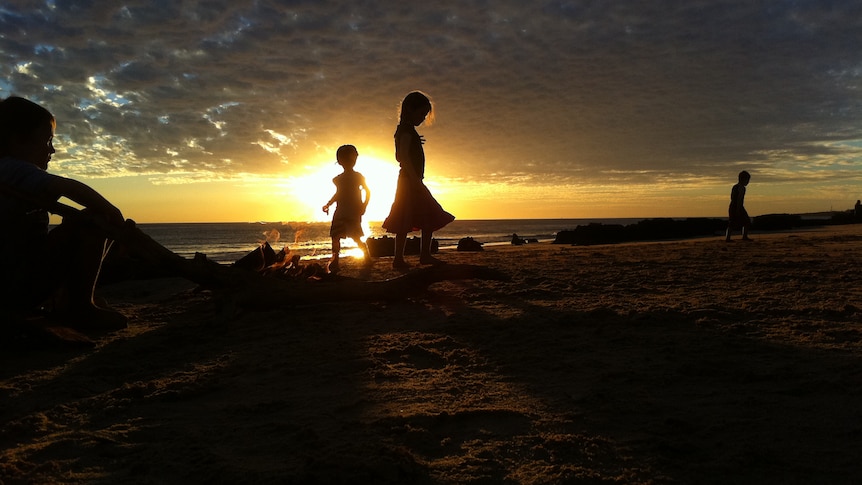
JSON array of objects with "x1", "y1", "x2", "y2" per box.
[{"x1": 382, "y1": 123, "x2": 454, "y2": 234}]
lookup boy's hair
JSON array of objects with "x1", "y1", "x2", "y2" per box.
[
  {"x1": 0, "y1": 96, "x2": 55, "y2": 157},
  {"x1": 336, "y1": 144, "x2": 357, "y2": 165},
  {"x1": 398, "y1": 91, "x2": 434, "y2": 125},
  {"x1": 738, "y1": 170, "x2": 751, "y2": 181}
]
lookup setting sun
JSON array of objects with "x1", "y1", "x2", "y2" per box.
[{"x1": 285, "y1": 152, "x2": 400, "y2": 223}]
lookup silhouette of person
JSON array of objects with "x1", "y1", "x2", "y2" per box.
[
  {"x1": 726, "y1": 170, "x2": 752, "y2": 242},
  {"x1": 322, "y1": 144, "x2": 371, "y2": 273},
  {"x1": 855, "y1": 199, "x2": 861, "y2": 219},
  {"x1": 0, "y1": 96, "x2": 127, "y2": 331},
  {"x1": 382, "y1": 91, "x2": 454, "y2": 269}
]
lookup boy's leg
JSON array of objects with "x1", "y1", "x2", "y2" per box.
[
  {"x1": 46, "y1": 219, "x2": 127, "y2": 330},
  {"x1": 741, "y1": 211, "x2": 752, "y2": 240},
  {"x1": 329, "y1": 237, "x2": 341, "y2": 273},
  {"x1": 353, "y1": 237, "x2": 372, "y2": 262},
  {"x1": 47, "y1": 220, "x2": 108, "y2": 308}
]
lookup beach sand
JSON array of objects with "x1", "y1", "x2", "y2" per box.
[{"x1": 2, "y1": 224, "x2": 861, "y2": 484}]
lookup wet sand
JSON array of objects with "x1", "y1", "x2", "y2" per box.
[{"x1": 2, "y1": 224, "x2": 861, "y2": 484}]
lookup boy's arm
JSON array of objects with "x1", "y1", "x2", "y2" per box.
[
  {"x1": 731, "y1": 185, "x2": 746, "y2": 213},
  {"x1": 360, "y1": 179, "x2": 370, "y2": 214},
  {"x1": 47, "y1": 176, "x2": 124, "y2": 226},
  {"x1": 361, "y1": 177, "x2": 370, "y2": 205},
  {"x1": 323, "y1": 191, "x2": 337, "y2": 213}
]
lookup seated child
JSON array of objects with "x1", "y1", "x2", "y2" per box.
[{"x1": 0, "y1": 96, "x2": 127, "y2": 331}]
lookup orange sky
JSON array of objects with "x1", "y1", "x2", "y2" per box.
[{"x1": 7, "y1": 2, "x2": 861, "y2": 223}]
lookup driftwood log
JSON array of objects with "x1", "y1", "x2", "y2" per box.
[
  {"x1": 68, "y1": 213, "x2": 504, "y2": 313},
  {"x1": 113, "y1": 221, "x2": 507, "y2": 309}
]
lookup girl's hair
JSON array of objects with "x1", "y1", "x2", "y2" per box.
[
  {"x1": 398, "y1": 91, "x2": 434, "y2": 125},
  {"x1": 0, "y1": 96, "x2": 55, "y2": 157}
]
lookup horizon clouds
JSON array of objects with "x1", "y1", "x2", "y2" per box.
[{"x1": 2, "y1": 1, "x2": 861, "y2": 220}]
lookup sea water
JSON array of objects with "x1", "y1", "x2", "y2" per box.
[{"x1": 136, "y1": 218, "x2": 644, "y2": 263}]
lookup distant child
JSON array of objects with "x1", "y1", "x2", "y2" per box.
[
  {"x1": 382, "y1": 91, "x2": 455, "y2": 269},
  {"x1": 322, "y1": 144, "x2": 371, "y2": 273},
  {"x1": 0, "y1": 96, "x2": 127, "y2": 330},
  {"x1": 726, "y1": 170, "x2": 752, "y2": 241}
]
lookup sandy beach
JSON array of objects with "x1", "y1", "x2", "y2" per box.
[{"x1": 2, "y1": 224, "x2": 861, "y2": 484}]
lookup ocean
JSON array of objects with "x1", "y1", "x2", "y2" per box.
[{"x1": 136, "y1": 218, "x2": 645, "y2": 264}]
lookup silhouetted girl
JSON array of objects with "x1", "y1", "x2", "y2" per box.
[{"x1": 382, "y1": 91, "x2": 454, "y2": 269}]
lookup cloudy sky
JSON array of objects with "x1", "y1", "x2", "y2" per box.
[{"x1": 2, "y1": 1, "x2": 861, "y2": 222}]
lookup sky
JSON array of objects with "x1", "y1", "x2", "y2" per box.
[{"x1": 2, "y1": 0, "x2": 861, "y2": 223}]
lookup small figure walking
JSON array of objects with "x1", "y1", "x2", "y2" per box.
[
  {"x1": 382, "y1": 91, "x2": 455, "y2": 269},
  {"x1": 322, "y1": 144, "x2": 371, "y2": 273},
  {"x1": 726, "y1": 170, "x2": 752, "y2": 242}
]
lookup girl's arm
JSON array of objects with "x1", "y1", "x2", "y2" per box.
[{"x1": 396, "y1": 134, "x2": 421, "y2": 184}]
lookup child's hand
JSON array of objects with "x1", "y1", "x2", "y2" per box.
[{"x1": 322, "y1": 204, "x2": 329, "y2": 215}]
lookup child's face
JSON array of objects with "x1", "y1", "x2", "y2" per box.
[
  {"x1": 339, "y1": 150, "x2": 358, "y2": 168},
  {"x1": 411, "y1": 107, "x2": 430, "y2": 126},
  {"x1": 13, "y1": 120, "x2": 55, "y2": 170}
]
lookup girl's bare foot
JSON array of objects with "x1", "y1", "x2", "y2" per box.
[
  {"x1": 419, "y1": 255, "x2": 446, "y2": 266},
  {"x1": 327, "y1": 259, "x2": 340, "y2": 274}
]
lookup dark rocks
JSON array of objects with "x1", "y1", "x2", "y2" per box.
[
  {"x1": 553, "y1": 218, "x2": 727, "y2": 245},
  {"x1": 457, "y1": 237, "x2": 484, "y2": 251}
]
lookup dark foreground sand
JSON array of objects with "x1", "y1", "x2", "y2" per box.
[{"x1": 2, "y1": 225, "x2": 861, "y2": 484}]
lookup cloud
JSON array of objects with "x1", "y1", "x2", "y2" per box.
[{"x1": 1, "y1": 0, "x2": 860, "y2": 195}]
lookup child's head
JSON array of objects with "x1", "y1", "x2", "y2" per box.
[
  {"x1": 738, "y1": 170, "x2": 751, "y2": 185},
  {"x1": 336, "y1": 144, "x2": 358, "y2": 168},
  {"x1": 0, "y1": 96, "x2": 56, "y2": 168},
  {"x1": 398, "y1": 91, "x2": 434, "y2": 126}
]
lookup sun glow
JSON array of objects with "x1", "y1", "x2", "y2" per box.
[{"x1": 285, "y1": 153, "x2": 399, "y2": 224}]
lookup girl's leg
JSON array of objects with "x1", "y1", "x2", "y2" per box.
[
  {"x1": 420, "y1": 229, "x2": 444, "y2": 265},
  {"x1": 393, "y1": 233, "x2": 409, "y2": 269}
]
